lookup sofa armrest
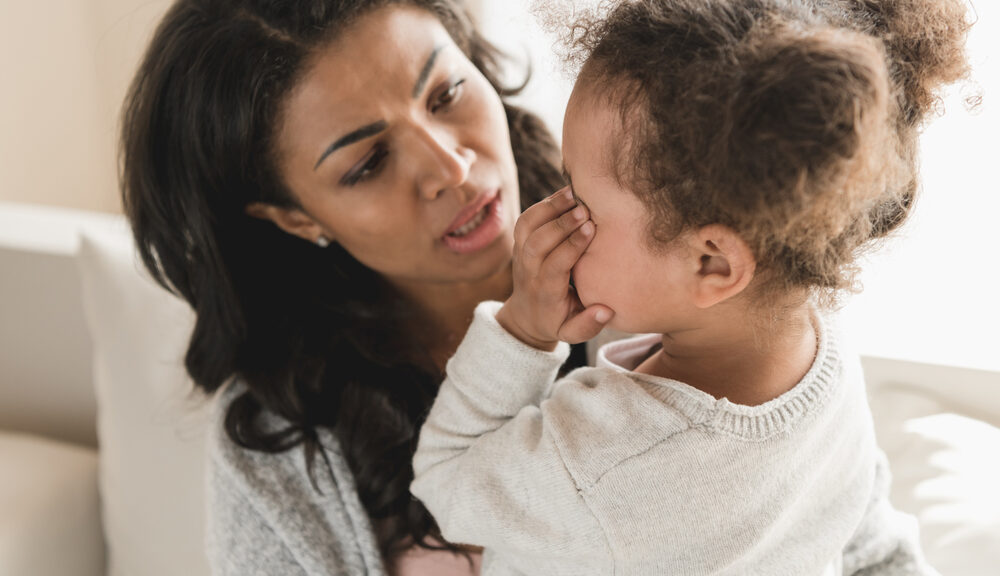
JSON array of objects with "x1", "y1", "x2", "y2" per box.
[
  {"x1": 0, "y1": 431, "x2": 105, "y2": 576},
  {"x1": 863, "y1": 356, "x2": 1000, "y2": 575}
]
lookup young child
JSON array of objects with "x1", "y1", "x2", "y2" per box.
[{"x1": 411, "y1": 0, "x2": 969, "y2": 574}]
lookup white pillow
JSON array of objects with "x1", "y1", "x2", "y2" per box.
[
  {"x1": 865, "y1": 357, "x2": 1000, "y2": 576},
  {"x1": 76, "y1": 228, "x2": 211, "y2": 576},
  {"x1": 0, "y1": 431, "x2": 103, "y2": 576}
]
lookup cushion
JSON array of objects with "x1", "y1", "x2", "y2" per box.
[
  {"x1": 0, "y1": 431, "x2": 103, "y2": 576},
  {"x1": 864, "y1": 357, "x2": 1000, "y2": 576},
  {"x1": 0, "y1": 202, "x2": 124, "y2": 448},
  {"x1": 76, "y1": 227, "x2": 211, "y2": 576}
]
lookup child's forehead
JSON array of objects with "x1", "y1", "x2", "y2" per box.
[
  {"x1": 564, "y1": 84, "x2": 634, "y2": 187},
  {"x1": 566, "y1": 86, "x2": 619, "y2": 137}
]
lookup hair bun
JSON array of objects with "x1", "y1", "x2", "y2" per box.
[
  {"x1": 728, "y1": 25, "x2": 891, "y2": 203},
  {"x1": 844, "y1": 0, "x2": 971, "y2": 125}
]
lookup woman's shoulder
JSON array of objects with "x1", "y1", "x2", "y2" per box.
[
  {"x1": 206, "y1": 380, "x2": 387, "y2": 575},
  {"x1": 206, "y1": 380, "x2": 287, "y2": 477},
  {"x1": 206, "y1": 379, "x2": 352, "y2": 503}
]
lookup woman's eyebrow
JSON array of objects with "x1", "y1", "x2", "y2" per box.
[
  {"x1": 412, "y1": 44, "x2": 445, "y2": 99},
  {"x1": 313, "y1": 45, "x2": 446, "y2": 171},
  {"x1": 314, "y1": 120, "x2": 388, "y2": 170}
]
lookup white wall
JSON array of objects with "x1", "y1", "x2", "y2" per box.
[
  {"x1": 476, "y1": 0, "x2": 575, "y2": 142},
  {"x1": 839, "y1": 2, "x2": 1000, "y2": 372},
  {"x1": 0, "y1": 1, "x2": 168, "y2": 214}
]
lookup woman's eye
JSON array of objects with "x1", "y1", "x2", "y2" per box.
[
  {"x1": 341, "y1": 146, "x2": 388, "y2": 186},
  {"x1": 431, "y1": 79, "x2": 465, "y2": 113}
]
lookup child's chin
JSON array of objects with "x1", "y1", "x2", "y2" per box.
[
  {"x1": 607, "y1": 315, "x2": 654, "y2": 337},
  {"x1": 606, "y1": 316, "x2": 632, "y2": 335}
]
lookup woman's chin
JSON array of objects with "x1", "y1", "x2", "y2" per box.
[{"x1": 451, "y1": 239, "x2": 514, "y2": 283}]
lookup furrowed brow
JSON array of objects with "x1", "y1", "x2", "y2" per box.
[
  {"x1": 412, "y1": 44, "x2": 444, "y2": 99},
  {"x1": 314, "y1": 120, "x2": 388, "y2": 170}
]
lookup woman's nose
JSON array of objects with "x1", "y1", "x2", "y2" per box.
[{"x1": 414, "y1": 127, "x2": 476, "y2": 200}]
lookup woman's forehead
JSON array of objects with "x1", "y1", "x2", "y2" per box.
[{"x1": 304, "y1": 6, "x2": 455, "y2": 101}]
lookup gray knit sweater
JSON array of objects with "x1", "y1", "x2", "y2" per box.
[
  {"x1": 206, "y1": 382, "x2": 387, "y2": 575},
  {"x1": 205, "y1": 364, "x2": 936, "y2": 576}
]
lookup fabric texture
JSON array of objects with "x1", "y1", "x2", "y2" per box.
[
  {"x1": 207, "y1": 381, "x2": 493, "y2": 576},
  {"x1": 206, "y1": 381, "x2": 387, "y2": 576},
  {"x1": 410, "y1": 300, "x2": 940, "y2": 576}
]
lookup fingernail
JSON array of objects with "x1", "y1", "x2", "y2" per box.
[
  {"x1": 580, "y1": 221, "x2": 594, "y2": 235},
  {"x1": 563, "y1": 188, "x2": 574, "y2": 202},
  {"x1": 595, "y1": 309, "x2": 611, "y2": 323},
  {"x1": 572, "y1": 206, "x2": 586, "y2": 221}
]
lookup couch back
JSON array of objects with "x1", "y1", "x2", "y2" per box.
[
  {"x1": 0, "y1": 203, "x2": 122, "y2": 447},
  {"x1": 0, "y1": 201, "x2": 211, "y2": 576}
]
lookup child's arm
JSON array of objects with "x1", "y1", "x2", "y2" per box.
[
  {"x1": 842, "y1": 451, "x2": 942, "y2": 575},
  {"x1": 410, "y1": 301, "x2": 612, "y2": 567},
  {"x1": 410, "y1": 189, "x2": 614, "y2": 568}
]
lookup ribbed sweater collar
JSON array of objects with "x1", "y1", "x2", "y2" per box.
[{"x1": 594, "y1": 312, "x2": 841, "y2": 440}]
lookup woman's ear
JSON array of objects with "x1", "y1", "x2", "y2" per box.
[
  {"x1": 688, "y1": 224, "x2": 756, "y2": 309},
  {"x1": 245, "y1": 202, "x2": 330, "y2": 244}
]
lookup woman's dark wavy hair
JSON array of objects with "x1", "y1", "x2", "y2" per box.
[{"x1": 120, "y1": 0, "x2": 565, "y2": 561}]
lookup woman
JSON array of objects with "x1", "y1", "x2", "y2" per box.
[
  {"x1": 122, "y1": 1, "x2": 569, "y2": 573},
  {"x1": 121, "y1": 0, "x2": 936, "y2": 574}
]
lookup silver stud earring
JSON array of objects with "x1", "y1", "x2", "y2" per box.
[{"x1": 316, "y1": 235, "x2": 330, "y2": 248}]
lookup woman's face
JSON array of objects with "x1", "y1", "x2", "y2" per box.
[{"x1": 272, "y1": 5, "x2": 521, "y2": 289}]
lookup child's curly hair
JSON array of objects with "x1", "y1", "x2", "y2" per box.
[{"x1": 567, "y1": 0, "x2": 970, "y2": 300}]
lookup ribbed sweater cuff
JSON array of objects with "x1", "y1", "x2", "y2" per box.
[{"x1": 445, "y1": 300, "x2": 571, "y2": 415}]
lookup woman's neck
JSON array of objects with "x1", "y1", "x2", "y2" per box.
[
  {"x1": 390, "y1": 266, "x2": 514, "y2": 372},
  {"x1": 635, "y1": 303, "x2": 817, "y2": 406}
]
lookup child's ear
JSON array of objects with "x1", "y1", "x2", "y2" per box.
[
  {"x1": 246, "y1": 202, "x2": 330, "y2": 245},
  {"x1": 687, "y1": 224, "x2": 756, "y2": 309}
]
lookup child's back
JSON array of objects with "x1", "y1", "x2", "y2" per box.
[{"x1": 579, "y1": 326, "x2": 874, "y2": 575}]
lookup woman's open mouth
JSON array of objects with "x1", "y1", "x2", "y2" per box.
[
  {"x1": 448, "y1": 205, "x2": 489, "y2": 238},
  {"x1": 442, "y1": 192, "x2": 504, "y2": 254}
]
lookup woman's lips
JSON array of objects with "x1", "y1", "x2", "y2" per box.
[
  {"x1": 444, "y1": 189, "x2": 499, "y2": 236},
  {"x1": 441, "y1": 194, "x2": 504, "y2": 254}
]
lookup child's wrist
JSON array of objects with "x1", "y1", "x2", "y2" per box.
[{"x1": 495, "y1": 303, "x2": 559, "y2": 352}]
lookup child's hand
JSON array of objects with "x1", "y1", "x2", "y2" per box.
[{"x1": 495, "y1": 188, "x2": 614, "y2": 350}]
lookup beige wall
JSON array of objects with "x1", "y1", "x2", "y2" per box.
[
  {"x1": 0, "y1": 1, "x2": 484, "y2": 215},
  {"x1": 0, "y1": 1, "x2": 168, "y2": 214}
]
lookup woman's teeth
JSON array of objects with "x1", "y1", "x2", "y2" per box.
[{"x1": 449, "y1": 205, "x2": 488, "y2": 237}]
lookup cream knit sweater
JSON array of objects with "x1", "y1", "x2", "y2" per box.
[{"x1": 411, "y1": 301, "x2": 936, "y2": 576}]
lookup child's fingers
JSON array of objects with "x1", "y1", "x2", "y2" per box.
[
  {"x1": 557, "y1": 304, "x2": 615, "y2": 344},
  {"x1": 513, "y1": 187, "x2": 578, "y2": 248},
  {"x1": 520, "y1": 205, "x2": 589, "y2": 273},
  {"x1": 537, "y1": 220, "x2": 594, "y2": 289}
]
